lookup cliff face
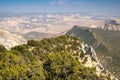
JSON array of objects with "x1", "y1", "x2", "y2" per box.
[
  {"x1": 66, "y1": 25, "x2": 97, "y2": 46},
  {"x1": 0, "y1": 29, "x2": 26, "y2": 50},
  {"x1": 81, "y1": 43, "x2": 98, "y2": 62},
  {"x1": 81, "y1": 43, "x2": 117, "y2": 80},
  {"x1": 66, "y1": 25, "x2": 108, "y2": 53}
]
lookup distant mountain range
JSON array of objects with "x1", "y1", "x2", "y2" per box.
[{"x1": 101, "y1": 20, "x2": 120, "y2": 31}]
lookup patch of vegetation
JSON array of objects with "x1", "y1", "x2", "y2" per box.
[
  {"x1": 0, "y1": 35, "x2": 110, "y2": 80},
  {"x1": 43, "y1": 52, "x2": 99, "y2": 80},
  {"x1": 0, "y1": 44, "x2": 7, "y2": 52}
]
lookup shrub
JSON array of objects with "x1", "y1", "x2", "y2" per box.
[{"x1": 0, "y1": 44, "x2": 7, "y2": 52}]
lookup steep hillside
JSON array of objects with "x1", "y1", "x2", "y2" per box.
[
  {"x1": 0, "y1": 29, "x2": 26, "y2": 49},
  {"x1": 0, "y1": 35, "x2": 116, "y2": 80},
  {"x1": 66, "y1": 25, "x2": 108, "y2": 54},
  {"x1": 67, "y1": 25, "x2": 120, "y2": 79},
  {"x1": 91, "y1": 28, "x2": 120, "y2": 79},
  {"x1": 67, "y1": 25, "x2": 97, "y2": 46}
]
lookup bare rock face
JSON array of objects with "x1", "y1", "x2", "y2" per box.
[
  {"x1": 101, "y1": 20, "x2": 120, "y2": 31},
  {"x1": 0, "y1": 29, "x2": 26, "y2": 50},
  {"x1": 81, "y1": 43, "x2": 98, "y2": 61},
  {"x1": 81, "y1": 42, "x2": 117, "y2": 80}
]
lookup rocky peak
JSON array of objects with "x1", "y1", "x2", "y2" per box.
[{"x1": 81, "y1": 43, "x2": 98, "y2": 62}]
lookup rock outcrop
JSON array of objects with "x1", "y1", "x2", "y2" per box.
[
  {"x1": 81, "y1": 42, "x2": 117, "y2": 80},
  {"x1": 101, "y1": 20, "x2": 120, "y2": 31},
  {"x1": 0, "y1": 29, "x2": 26, "y2": 49}
]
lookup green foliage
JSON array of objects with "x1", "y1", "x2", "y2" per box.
[
  {"x1": 80, "y1": 51, "x2": 85, "y2": 59},
  {"x1": 0, "y1": 35, "x2": 108, "y2": 80},
  {"x1": 11, "y1": 44, "x2": 31, "y2": 58},
  {"x1": 0, "y1": 44, "x2": 7, "y2": 52},
  {"x1": 43, "y1": 52, "x2": 99, "y2": 80},
  {"x1": 11, "y1": 44, "x2": 28, "y2": 53},
  {"x1": 27, "y1": 40, "x2": 39, "y2": 47},
  {"x1": 0, "y1": 48, "x2": 45, "y2": 80}
]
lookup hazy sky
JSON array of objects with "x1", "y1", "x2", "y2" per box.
[{"x1": 0, "y1": 0, "x2": 120, "y2": 15}]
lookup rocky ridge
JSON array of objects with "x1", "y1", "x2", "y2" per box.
[
  {"x1": 66, "y1": 25, "x2": 120, "y2": 79},
  {"x1": 80, "y1": 43, "x2": 117, "y2": 80},
  {"x1": 28, "y1": 35, "x2": 117, "y2": 80},
  {"x1": 101, "y1": 20, "x2": 120, "y2": 31},
  {"x1": 0, "y1": 33, "x2": 117, "y2": 79}
]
